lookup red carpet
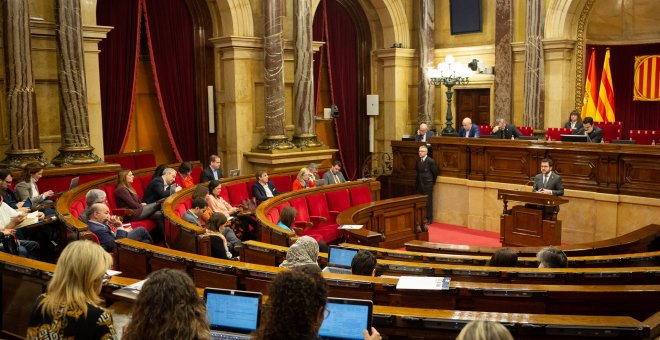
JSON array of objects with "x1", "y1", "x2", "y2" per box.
[{"x1": 427, "y1": 223, "x2": 502, "y2": 247}]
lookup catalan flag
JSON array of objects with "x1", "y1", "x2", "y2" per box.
[
  {"x1": 634, "y1": 55, "x2": 660, "y2": 101},
  {"x1": 581, "y1": 50, "x2": 598, "y2": 120},
  {"x1": 596, "y1": 49, "x2": 615, "y2": 122}
]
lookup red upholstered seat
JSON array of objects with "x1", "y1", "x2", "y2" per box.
[
  {"x1": 191, "y1": 167, "x2": 203, "y2": 183},
  {"x1": 133, "y1": 153, "x2": 156, "y2": 169},
  {"x1": 226, "y1": 183, "x2": 249, "y2": 206},
  {"x1": 102, "y1": 184, "x2": 118, "y2": 209},
  {"x1": 289, "y1": 197, "x2": 336, "y2": 242},
  {"x1": 518, "y1": 126, "x2": 533, "y2": 136},
  {"x1": 325, "y1": 189, "x2": 351, "y2": 220},
  {"x1": 306, "y1": 193, "x2": 333, "y2": 223},
  {"x1": 266, "y1": 208, "x2": 280, "y2": 224},
  {"x1": 70, "y1": 198, "x2": 86, "y2": 219},
  {"x1": 104, "y1": 155, "x2": 136, "y2": 170},
  {"x1": 629, "y1": 130, "x2": 658, "y2": 145},
  {"x1": 276, "y1": 202, "x2": 290, "y2": 212},
  {"x1": 174, "y1": 203, "x2": 188, "y2": 217},
  {"x1": 219, "y1": 186, "x2": 231, "y2": 203},
  {"x1": 545, "y1": 127, "x2": 572, "y2": 141},
  {"x1": 595, "y1": 122, "x2": 622, "y2": 142},
  {"x1": 246, "y1": 180, "x2": 256, "y2": 198},
  {"x1": 270, "y1": 175, "x2": 292, "y2": 194},
  {"x1": 479, "y1": 125, "x2": 493, "y2": 136},
  {"x1": 136, "y1": 175, "x2": 153, "y2": 193},
  {"x1": 349, "y1": 186, "x2": 372, "y2": 206}
]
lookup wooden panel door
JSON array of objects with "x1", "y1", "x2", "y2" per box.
[{"x1": 455, "y1": 89, "x2": 491, "y2": 130}]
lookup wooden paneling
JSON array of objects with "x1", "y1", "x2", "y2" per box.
[{"x1": 455, "y1": 88, "x2": 491, "y2": 130}]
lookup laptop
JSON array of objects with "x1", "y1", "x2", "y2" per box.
[
  {"x1": 315, "y1": 179, "x2": 327, "y2": 187},
  {"x1": 204, "y1": 288, "x2": 262, "y2": 339},
  {"x1": 54, "y1": 176, "x2": 80, "y2": 196},
  {"x1": 318, "y1": 297, "x2": 373, "y2": 340},
  {"x1": 323, "y1": 246, "x2": 359, "y2": 274}
]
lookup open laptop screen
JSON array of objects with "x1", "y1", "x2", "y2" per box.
[
  {"x1": 204, "y1": 288, "x2": 262, "y2": 334},
  {"x1": 328, "y1": 246, "x2": 359, "y2": 269},
  {"x1": 318, "y1": 298, "x2": 373, "y2": 340}
]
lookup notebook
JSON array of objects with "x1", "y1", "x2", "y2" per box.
[
  {"x1": 323, "y1": 246, "x2": 359, "y2": 274},
  {"x1": 204, "y1": 288, "x2": 262, "y2": 339},
  {"x1": 318, "y1": 297, "x2": 373, "y2": 340}
]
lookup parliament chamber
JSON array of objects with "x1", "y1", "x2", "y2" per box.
[{"x1": 2, "y1": 0, "x2": 660, "y2": 339}]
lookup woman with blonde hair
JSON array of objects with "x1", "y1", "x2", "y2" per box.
[
  {"x1": 456, "y1": 320, "x2": 513, "y2": 340},
  {"x1": 291, "y1": 167, "x2": 315, "y2": 191},
  {"x1": 27, "y1": 240, "x2": 116, "y2": 339},
  {"x1": 123, "y1": 269, "x2": 210, "y2": 340}
]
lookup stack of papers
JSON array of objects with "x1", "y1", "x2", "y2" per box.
[
  {"x1": 338, "y1": 224, "x2": 363, "y2": 230},
  {"x1": 395, "y1": 276, "x2": 451, "y2": 290},
  {"x1": 112, "y1": 279, "x2": 147, "y2": 300}
]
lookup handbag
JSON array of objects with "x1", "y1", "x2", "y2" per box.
[
  {"x1": 1, "y1": 234, "x2": 19, "y2": 255},
  {"x1": 241, "y1": 197, "x2": 257, "y2": 211}
]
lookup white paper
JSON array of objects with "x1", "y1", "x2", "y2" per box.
[
  {"x1": 396, "y1": 276, "x2": 451, "y2": 290},
  {"x1": 338, "y1": 224, "x2": 363, "y2": 230},
  {"x1": 112, "y1": 279, "x2": 147, "y2": 300}
]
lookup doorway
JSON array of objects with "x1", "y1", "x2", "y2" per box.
[{"x1": 455, "y1": 89, "x2": 491, "y2": 130}]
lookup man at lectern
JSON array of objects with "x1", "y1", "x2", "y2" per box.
[{"x1": 532, "y1": 158, "x2": 564, "y2": 196}]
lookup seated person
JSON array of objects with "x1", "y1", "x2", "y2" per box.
[
  {"x1": 323, "y1": 161, "x2": 347, "y2": 184},
  {"x1": 182, "y1": 197, "x2": 207, "y2": 226},
  {"x1": 277, "y1": 206, "x2": 299, "y2": 233},
  {"x1": 279, "y1": 236, "x2": 320, "y2": 270},
  {"x1": 142, "y1": 168, "x2": 181, "y2": 204},
  {"x1": 123, "y1": 269, "x2": 210, "y2": 340},
  {"x1": 0, "y1": 169, "x2": 28, "y2": 211},
  {"x1": 573, "y1": 116, "x2": 603, "y2": 143},
  {"x1": 191, "y1": 185, "x2": 213, "y2": 226},
  {"x1": 458, "y1": 117, "x2": 480, "y2": 138},
  {"x1": 87, "y1": 203, "x2": 153, "y2": 252},
  {"x1": 206, "y1": 180, "x2": 256, "y2": 241},
  {"x1": 456, "y1": 320, "x2": 513, "y2": 340},
  {"x1": 114, "y1": 170, "x2": 165, "y2": 243},
  {"x1": 175, "y1": 161, "x2": 195, "y2": 189},
  {"x1": 415, "y1": 123, "x2": 435, "y2": 142},
  {"x1": 491, "y1": 117, "x2": 523, "y2": 139},
  {"x1": 78, "y1": 189, "x2": 109, "y2": 223},
  {"x1": 487, "y1": 248, "x2": 518, "y2": 267},
  {"x1": 564, "y1": 110, "x2": 583, "y2": 131},
  {"x1": 351, "y1": 250, "x2": 377, "y2": 276},
  {"x1": 200, "y1": 154, "x2": 223, "y2": 182},
  {"x1": 291, "y1": 167, "x2": 315, "y2": 191},
  {"x1": 252, "y1": 170, "x2": 280, "y2": 205},
  {"x1": 151, "y1": 164, "x2": 167, "y2": 179},
  {"x1": 0, "y1": 192, "x2": 40, "y2": 259},
  {"x1": 14, "y1": 162, "x2": 55, "y2": 211},
  {"x1": 307, "y1": 163, "x2": 320, "y2": 184},
  {"x1": 206, "y1": 213, "x2": 242, "y2": 259},
  {"x1": 537, "y1": 246, "x2": 568, "y2": 268}
]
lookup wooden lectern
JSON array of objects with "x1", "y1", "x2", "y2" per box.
[{"x1": 497, "y1": 189, "x2": 568, "y2": 247}]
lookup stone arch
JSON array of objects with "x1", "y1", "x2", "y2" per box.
[
  {"x1": 211, "y1": 0, "x2": 254, "y2": 37},
  {"x1": 311, "y1": 0, "x2": 409, "y2": 49}
]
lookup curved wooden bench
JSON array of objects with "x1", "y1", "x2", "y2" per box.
[
  {"x1": 112, "y1": 238, "x2": 660, "y2": 321},
  {"x1": 1, "y1": 251, "x2": 655, "y2": 340},
  {"x1": 406, "y1": 224, "x2": 660, "y2": 256}
]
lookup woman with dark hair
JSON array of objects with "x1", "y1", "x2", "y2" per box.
[
  {"x1": 14, "y1": 162, "x2": 54, "y2": 205},
  {"x1": 152, "y1": 164, "x2": 167, "y2": 179},
  {"x1": 206, "y1": 180, "x2": 255, "y2": 240},
  {"x1": 487, "y1": 248, "x2": 518, "y2": 267},
  {"x1": 27, "y1": 241, "x2": 115, "y2": 338},
  {"x1": 206, "y1": 212, "x2": 241, "y2": 259},
  {"x1": 253, "y1": 268, "x2": 380, "y2": 340},
  {"x1": 176, "y1": 162, "x2": 195, "y2": 189},
  {"x1": 114, "y1": 170, "x2": 166, "y2": 242},
  {"x1": 123, "y1": 269, "x2": 210, "y2": 340},
  {"x1": 564, "y1": 110, "x2": 583, "y2": 131},
  {"x1": 277, "y1": 206, "x2": 297, "y2": 233}
]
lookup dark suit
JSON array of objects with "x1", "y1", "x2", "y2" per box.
[
  {"x1": 458, "y1": 124, "x2": 480, "y2": 138},
  {"x1": 322, "y1": 171, "x2": 346, "y2": 184},
  {"x1": 416, "y1": 156, "x2": 438, "y2": 223},
  {"x1": 492, "y1": 124, "x2": 523, "y2": 140},
  {"x1": 252, "y1": 181, "x2": 280, "y2": 204},
  {"x1": 142, "y1": 177, "x2": 172, "y2": 204},
  {"x1": 3, "y1": 188, "x2": 21, "y2": 210},
  {"x1": 415, "y1": 130, "x2": 435, "y2": 142},
  {"x1": 574, "y1": 125, "x2": 603, "y2": 143},
  {"x1": 200, "y1": 166, "x2": 223, "y2": 182},
  {"x1": 531, "y1": 171, "x2": 564, "y2": 219},
  {"x1": 564, "y1": 120, "x2": 583, "y2": 131},
  {"x1": 87, "y1": 220, "x2": 152, "y2": 252}
]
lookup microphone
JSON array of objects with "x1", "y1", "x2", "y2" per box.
[{"x1": 518, "y1": 178, "x2": 534, "y2": 191}]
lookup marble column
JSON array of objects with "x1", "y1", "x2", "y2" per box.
[
  {"x1": 494, "y1": 0, "x2": 513, "y2": 122},
  {"x1": 51, "y1": 0, "x2": 100, "y2": 165},
  {"x1": 292, "y1": 0, "x2": 323, "y2": 148},
  {"x1": 1, "y1": 0, "x2": 47, "y2": 168},
  {"x1": 257, "y1": 0, "x2": 295, "y2": 150},
  {"x1": 522, "y1": 0, "x2": 545, "y2": 128},
  {"x1": 417, "y1": 0, "x2": 435, "y2": 128}
]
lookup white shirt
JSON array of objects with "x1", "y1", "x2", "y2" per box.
[
  {"x1": 30, "y1": 180, "x2": 40, "y2": 199},
  {"x1": 261, "y1": 182, "x2": 274, "y2": 198},
  {"x1": 0, "y1": 202, "x2": 18, "y2": 230}
]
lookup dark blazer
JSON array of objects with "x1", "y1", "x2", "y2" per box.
[
  {"x1": 458, "y1": 124, "x2": 480, "y2": 138},
  {"x1": 416, "y1": 156, "x2": 438, "y2": 195},
  {"x1": 532, "y1": 172, "x2": 564, "y2": 196},
  {"x1": 142, "y1": 176, "x2": 171, "y2": 204},
  {"x1": 87, "y1": 220, "x2": 128, "y2": 252},
  {"x1": 3, "y1": 188, "x2": 21, "y2": 210},
  {"x1": 200, "y1": 166, "x2": 223, "y2": 182},
  {"x1": 252, "y1": 181, "x2": 280, "y2": 204},
  {"x1": 574, "y1": 125, "x2": 603, "y2": 143},
  {"x1": 322, "y1": 171, "x2": 347, "y2": 184},
  {"x1": 492, "y1": 124, "x2": 523, "y2": 140},
  {"x1": 564, "y1": 120, "x2": 583, "y2": 131},
  {"x1": 415, "y1": 130, "x2": 435, "y2": 142}
]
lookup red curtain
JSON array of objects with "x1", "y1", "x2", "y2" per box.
[
  {"x1": 313, "y1": 0, "x2": 359, "y2": 180},
  {"x1": 586, "y1": 44, "x2": 660, "y2": 138},
  {"x1": 143, "y1": 0, "x2": 197, "y2": 161},
  {"x1": 97, "y1": 0, "x2": 142, "y2": 154}
]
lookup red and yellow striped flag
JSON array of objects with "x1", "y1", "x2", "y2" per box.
[
  {"x1": 581, "y1": 50, "x2": 598, "y2": 120},
  {"x1": 634, "y1": 55, "x2": 660, "y2": 101},
  {"x1": 596, "y1": 49, "x2": 615, "y2": 122}
]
